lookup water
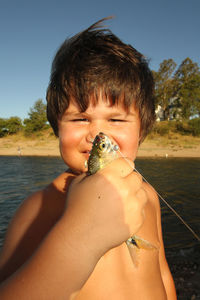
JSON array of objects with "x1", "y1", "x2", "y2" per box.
[
  {"x1": 0, "y1": 156, "x2": 66, "y2": 249},
  {"x1": 135, "y1": 157, "x2": 200, "y2": 250},
  {"x1": 0, "y1": 156, "x2": 200, "y2": 298},
  {"x1": 0, "y1": 156, "x2": 200, "y2": 250}
]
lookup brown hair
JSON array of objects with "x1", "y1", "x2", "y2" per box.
[{"x1": 46, "y1": 17, "x2": 155, "y2": 141}]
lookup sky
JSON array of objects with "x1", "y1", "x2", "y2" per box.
[{"x1": 0, "y1": 0, "x2": 200, "y2": 120}]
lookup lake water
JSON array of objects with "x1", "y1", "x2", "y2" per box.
[{"x1": 0, "y1": 156, "x2": 200, "y2": 252}]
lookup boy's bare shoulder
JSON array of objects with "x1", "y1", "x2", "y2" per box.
[
  {"x1": 3, "y1": 170, "x2": 75, "y2": 245},
  {"x1": 19, "y1": 170, "x2": 75, "y2": 219},
  {"x1": 0, "y1": 171, "x2": 75, "y2": 282},
  {"x1": 7, "y1": 170, "x2": 75, "y2": 229},
  {"x1": 50, "y1": 169, "x2": 76, "y2": 192}
]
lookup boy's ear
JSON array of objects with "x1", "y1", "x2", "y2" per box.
[
  {"x1": 138, "y1": 128, "x2": 142, "y2": 143},
  {"x1": 138, "y1": 130, "x2": 144, "y2": 145}
]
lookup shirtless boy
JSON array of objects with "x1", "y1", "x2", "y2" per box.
[{"x1": 0, "y1": 18, "x2": 177, "y2": 299}]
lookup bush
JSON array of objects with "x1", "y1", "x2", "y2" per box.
[
  {"x1": 152, "y1": 121, "x2": 172, "y2": 136},
  {"x1": 175, "y1": 118, "x2": 200, "y2": 136},
  {"x1": 0, "y1": 117, "x2": 23, "y2": 137},
  {"x1": 6, "y1": 117, "x2": 23, "y2": 134},
  {"x1": 152, "y1": 119, "x2": 200, "y2": 137},
  {"x1": 0, "y1": 118, "x2": 8, "y2": 137},
  {"x1": 188, "y1": 118, "x2": 200, "y2": 136},
  {"x1": 175, "y1": 121, "x2": 190, "y2": 135}
]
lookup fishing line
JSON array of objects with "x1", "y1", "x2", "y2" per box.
[{"x1": 116, "y1": 147, "x2": 200, "y2": 242}]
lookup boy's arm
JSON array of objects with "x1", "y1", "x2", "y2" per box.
[
  {"x1": 0, "y1": 158, "x2": 147, "y2": 299},
  {"x1": 155, "y1": 192, "x2": 177, "y2": 300},
  {"x1": 0, "y1": 203, "x2": 101, "y2": 299},
  {"x1": 0, "y1": 187, "x2": 65, "y2": 283}
]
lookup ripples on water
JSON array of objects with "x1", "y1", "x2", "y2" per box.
[
  {"x1": 0, "y1": 156, "x2": 200, "y2": 252},
  {"x1": 135, "y1": 157, "x2": 200, "y2": 250}
]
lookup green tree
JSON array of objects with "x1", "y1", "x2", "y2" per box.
[
  {"x1": 153, "y1": 59, "x2": 177, "y2": 120},
  {"x1": 0, "y1": 118, "x2": 8, "y2": 137},
  {"x1": 174, "y1": 58, "x2": 200, "y2": 119},
  {"x1": 0, "y1": 117, "x2": 22, "y2": 137},
  {"x1": 6, "y1": 116, "x2": 23, "y2": 134},
  {"x1": 24, "y1": 99, "x2": 48, "y2": 134}
]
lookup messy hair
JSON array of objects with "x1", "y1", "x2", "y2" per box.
[{"x1": 46, "y1": 17, "x2": 155, "y2": 141}]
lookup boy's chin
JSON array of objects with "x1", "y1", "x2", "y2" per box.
[
  {"x1": 66, "y1": 168, "x2": 83, "y2": 175},
  {"x1": 67, "y1": 162, "x2": 88, "y2": 175},
  {"x1": 83, "y1": 152, "x2": 90, "y2": 160}
]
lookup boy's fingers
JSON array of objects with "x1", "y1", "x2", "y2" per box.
[
  {"x1": 136, "y1": 187, "x2": 148, "y2": 206},
  {"x1": 99, "y1": 157, "x2": 135, "y2": 178},
  {"x1": 125, "y1": 170, "x2": 143, "y2": 191}
]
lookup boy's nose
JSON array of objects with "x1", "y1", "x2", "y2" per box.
[
  {"x1": 86, "y1": 129, "x2": 100, "y2": 143},
  {"x1": 86, "y1": 122, "x2": 106, "y2": 143}
]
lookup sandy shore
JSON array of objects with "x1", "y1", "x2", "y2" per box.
[
  {"x1": 0, "y1": 135, "x2": 200, "y2": 158},
  {"x1": 0, "y1": 138, "x2": 60, "y2": 157},
  {"x1": 138, "y1": 141, "x2": 200, "y2": 158}
]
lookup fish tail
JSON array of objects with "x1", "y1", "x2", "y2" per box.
[
  {"x1": 126, "y1": 235, "x2": 157, "y2": 250},
  {"x1": 126, "y1": 235, "x2": 157, "y2": 267}
]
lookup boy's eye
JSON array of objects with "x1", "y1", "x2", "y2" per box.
[
  {"x1": 72, "y1": 118, "x2": 88, "y2": 122},
  {"x1": 109, "y1": 119, "x2": 125, "y2": 122}
]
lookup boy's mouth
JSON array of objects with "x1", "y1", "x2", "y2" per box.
[{"x1": 83, "y1": 150, "x2": 91, "y2": 158}]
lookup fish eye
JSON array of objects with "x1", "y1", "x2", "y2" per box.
[{"x1": 99, "y1": 143, "x2": 106, "y2": 150}]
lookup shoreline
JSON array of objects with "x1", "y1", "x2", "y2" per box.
[{"x1": 0, "y1": 138, "x2": 200, "y2": 158}]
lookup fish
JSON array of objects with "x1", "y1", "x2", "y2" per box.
[
  {"x1": 87, "y1": 132, "x2": 156, "y2": 266},
  {"x1": 87, "y1": 132, "x2": 119, "y2": 175}
]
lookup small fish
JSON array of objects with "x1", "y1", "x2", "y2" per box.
[
  {"x1": 87, "y1": 132, "x2": 156, "y2": 266},
  {"x1": 87, "y1": 132, "x2": 119, "y2": 175}
]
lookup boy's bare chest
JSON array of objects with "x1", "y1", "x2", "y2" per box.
[
  {"x1": 76, "y1": 243, "x2": 166, "y2": 300},
  {"x1": 76, "y1": 198, "x2": 163, "y2": 299}
]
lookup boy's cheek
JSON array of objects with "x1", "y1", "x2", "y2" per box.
[
  {"x1": 59, "y1": 130, "x2": 83, "y2": 155},
  {"x1": 58, "y1": 125, "x2": 72, "y2": 144},
  {"x1": 117, "y1": 135, "x2": 139, "y2": 160}
]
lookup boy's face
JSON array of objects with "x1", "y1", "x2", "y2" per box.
[{"x1": 58, "y1": 96, "x2": 141, "y2": 174}]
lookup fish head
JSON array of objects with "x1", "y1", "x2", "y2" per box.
[{"x1": 91, "y1": 132, "x2": 119, "y2": 157}]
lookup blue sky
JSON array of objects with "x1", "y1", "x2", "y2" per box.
[{"x1": 0, "y1": 0, "x2": 200, "y2": 120}]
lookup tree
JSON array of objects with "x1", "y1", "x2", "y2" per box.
[
  {"x1": 174, "y1": 58, "x2": 200, "y2": 119},
  {"x1": 6, "y1": 116, "x2": 23, "y2": 134},
  {"x1": 0, "y1": 117, "x2": 23, "y2": 137},
  {"x1": 0, "y1": 118, "x2": 8, "y2": 137},
  {"x1": 153, "y1": 59, "x2": 177, "y2": 120},
  {"x1": 24, "y1": 99, "x2": 48, "y2": 134}
]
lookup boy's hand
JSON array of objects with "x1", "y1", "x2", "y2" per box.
[{"x1": 65, "y1": 157, "x2": 147, "y2": 257}]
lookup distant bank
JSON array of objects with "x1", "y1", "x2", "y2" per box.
[{"x1": 0, "y1": 132, "x2": 200, "y2": 158}]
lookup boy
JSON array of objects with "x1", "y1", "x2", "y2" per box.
[{"x1": 0, "y1": 18, "x2": 176, "y2": 299}]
